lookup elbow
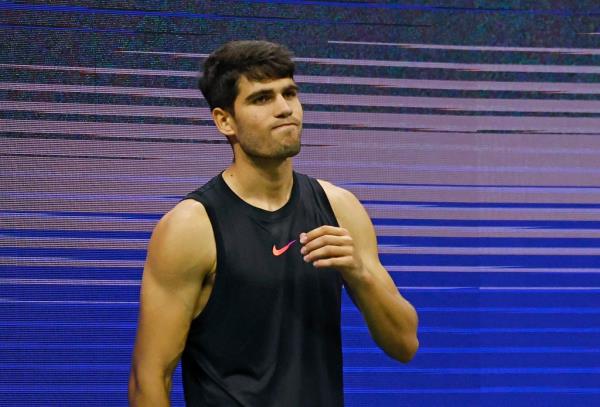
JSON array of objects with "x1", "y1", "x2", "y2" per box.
[
  {"x1": 398, "y1": 335, "x2": 419, "y2": 363},
  {"x1": 392, "y1": 307, "x2": 419, "y2": 363},
  {"x1": 385, "y1": 334, "x2": 419, "y2": 363},
  {"x1": 128, "y1": 366, "x2": 141, "y2": 405},
  {"x1": 128, "y1": 363, "x2": 172, "y2": 406}
]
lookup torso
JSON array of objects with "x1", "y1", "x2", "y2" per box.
[
  {"x1": 180, "y1": 171, "x2": 344, "y2": 407},
  {"x1": 188, "y1": 177, "x2": 340, "y2": 321}
]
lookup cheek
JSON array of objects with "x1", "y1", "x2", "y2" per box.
[
  {"x1": 296, "y1": 101, "x2": 304, "y2": 116},
  {"x1": 237, "y1": 112, "x2": 261, "y2": 131},
  {"x1": 245, "y1": 108, "x2": 264, "y2": 124}
]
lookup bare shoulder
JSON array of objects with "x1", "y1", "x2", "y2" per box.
[
  {"x1": 316, "y1": 179, "x2": 371, "y2": 236},
  {"x1": 158, "y1": 198, "x2": 212, "y2": 237},
  {"x1": 316, "y1": 179, "x2": 380, "y2": 261},
  {"x1": 317, "y1": 179, "x2": 363, "y2": 219},
  {"x1": 146, "y1": 198, "x2": 216, "y2": 284}
]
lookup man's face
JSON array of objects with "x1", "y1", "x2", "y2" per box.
[{"x1": 228, "y1": 75, "x2": 303, "y2": 160}]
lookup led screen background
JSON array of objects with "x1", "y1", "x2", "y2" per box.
[{"x1": 1, "y1": 1, "x2": 600, "y2": 406}]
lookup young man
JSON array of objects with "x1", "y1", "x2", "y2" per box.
[{"x1": 129, "y1": 40, "x2": 418, "y2": 406}]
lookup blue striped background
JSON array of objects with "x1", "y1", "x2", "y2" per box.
[{"x1": 2, "y1": 1, "x2": 600, "y2": 406}]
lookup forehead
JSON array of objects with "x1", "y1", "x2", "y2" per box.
[{"x1": 236, "y1": 75, "x2": 296, "y2": 98}]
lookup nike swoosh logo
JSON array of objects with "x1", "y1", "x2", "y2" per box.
[{"x1": 272, "y1": 240, "x2": 296, "y2": 256}]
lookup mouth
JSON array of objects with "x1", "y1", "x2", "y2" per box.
[{"x1": 272, "y1": 122, "x2": 298, "y2": 130}]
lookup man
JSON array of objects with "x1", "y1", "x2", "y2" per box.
[{"x1": 129, "y1": 40, "x2": 418, "y2": 406}]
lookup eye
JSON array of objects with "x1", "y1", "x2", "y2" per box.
[
  {"x1": 283, "y1": 88, "x2": 298, "y2": 99},
  {"x1": 253, "y1": 94, "x2": 271, "y2": 104}
]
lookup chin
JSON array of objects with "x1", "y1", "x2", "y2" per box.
[{"x1": 272, "y1": 147, "x2": 301, "y2": 159}]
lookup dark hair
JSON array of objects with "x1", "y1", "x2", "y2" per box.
[{"x1": 199, "y1": 40, "x2": 295, "y2": 113}]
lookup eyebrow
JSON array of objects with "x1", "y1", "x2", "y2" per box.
[{"x1": 244, "y1": 84, "x2": 299, "y2": 103}]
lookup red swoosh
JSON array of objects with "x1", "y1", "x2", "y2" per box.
[{"x1": 272, "y1": 240, "x2": 296, "y2": 256}]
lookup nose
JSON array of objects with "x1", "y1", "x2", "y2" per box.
[{"x1": 274, "y1": 94, "x2": 293, "y2": 118}]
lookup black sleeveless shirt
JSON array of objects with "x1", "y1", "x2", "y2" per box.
[{"x1": 181, "y1": 172, "x2": 344, "y2": 406}]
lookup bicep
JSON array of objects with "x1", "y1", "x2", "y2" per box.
[
  {"x1": 325, "y1": 183, "x2": 399, "y2": 296},
  {"x1": 349, "y1": 198, "x2": 399, "y2": 296},
  {"x1": 132, "y1": 202, "x2": 214, "y2": 376},
  {"x1": 133, "y1": 267, "x2": 198, "y2": 375}
]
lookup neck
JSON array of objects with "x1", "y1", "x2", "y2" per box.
[{"x1": 222, "y1": 155, "x2": 294, "y2": 212}]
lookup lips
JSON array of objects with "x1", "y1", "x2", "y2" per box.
[{"x1": 272, "y1": 122, "x2": 298, "y2": 130}]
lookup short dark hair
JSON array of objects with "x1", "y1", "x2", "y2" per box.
[{"x1": 199, "y1": 40, "x2": 295, "y2": 113}]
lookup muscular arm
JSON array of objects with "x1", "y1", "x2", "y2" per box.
[
  {"x1": 301, "y1": 181, "x2": 418, "y2": 362},
  {"x1": 128, "y1": 200, "x2": 216, "y2": 406}
]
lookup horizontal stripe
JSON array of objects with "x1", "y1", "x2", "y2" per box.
[
  {"x1": 303, "y1": 111, "x2": 600, "y2": 132},
  {"x1": 1, "y1": 210, "x2": 161, "y2": 220},
  {"x1": 366, "y1": 201, "x2": 600, "y2": 209},
  {"x1": 0, "y1": 119, "x2": 220, "y2": 141},
  {"x1": 242, "y1": 1, "x2": 600, "y2": 16},
  {"x1": 0, "y1": 385, "x2": 597, "y2": 395},
  {"x1": 295, "y1": 57, "x2": 600, "y2": 74},
  {"x1": 119, "y1": 51, "x2": 600, "y2": 74},
  {"x1": 398, "y1": 286, "x2": 600, "y2": 291},
  {"x1": 0, "y1": 23, "x2": 139, "y2": 35},
  {"x1": 343, "y1": 346, "x2": 600, "y2": 354},
  {"x1": 0, "y1": 100, "x2": 210, "y2": 119},
  {"x1": 344, "y1": 326, "x2": 600, "y2": 333},
  {"x1": 384, "y1": 250, "x2": 600, "y2": 268},
  {"x1": 2, "y1": 321, "x2": 598, "y2": 331},
  {"x1": 328, "y1": 40, "x2": 600, "y2": 55},
  {"x1": 0, "y1": 298, "x2": 137, "y2": 305},
  {"x1": 297, "y1": 76, "x2": 600, "y2": 94},
  {"x1": 7, "y1": 113, "x2": 600, "y2": 136},
  {"x1": 0, "y1": 229, "x2": 150, "y2": 239},
  {"x1": 0, "y1": 247, "x2": 146, "y2": 260},
  {"x1": 343, "y1": 305, "x2": 600, "y2": 313},
  {"x1": 0, "y1": 384, "x2": 597, "y2": 394},
  {"x1": 373, "y1": 218, "x2": 600, "y2": 229},
  {"x1": 377, "y1": 227, "x2": 600, "y2": 239},
  {"x1": 388, "y1": 266, "x2": 600, "y2": 273},
  {"x1": 8, "y1": 211, "x2": 599, "y2": 227},
  {"x1": 0, "y1": 257, "x2": 144, "y2": 268},
  {"x1": 349, "y1": 182, "x2": 600, "y2": 191},
  {"x1": 0, "y1": 192, "x2": 175, "y2": 202},
  {"x1": 344, "y1": 367, "x2": 600, "y2": 374},
  {"x1": 0, "y1": 278, "x2": 139, "y2": 286},
  {"x1": 3, "y1": 170, "x2": 208, "y2": 183},
  {"x1": 0, "y1": 239, "x2": 148, "y2": 250},
  {"x1": 1, "y1": 344, "x2": 597, "y2": 354},
  {"x1": 417, "y1": 307, "x2": 600, "y2": 314},
  {"x1": 5, "y1": 97, "x2": 600, "y2": 115},
  {"x1": 344, "y1": 387, "x2": 600, "y2": 394},
  {"x1": 5, "y1": 76, "x2": 600, "y2": 95},
  {"x1": 0, "y1": 63, "x2": 197, "y2": 77},
  {"x1": 0, "y1": 343, "x2": 133, "y2": 350},
  {"x1": 379, "y1": 247, "x2": 600, "y2": 255},
  {"x1": 6, "y1": 230, "x2": 600, "y2": 247},
  {"x1": 7, "y1": 58, "x2": 600, "y2": 83},
  {"x1": 0, "y1": 3, "x2": 399, "y2": 26},
  {"x1": 3, "y1": 247, "x2": 600, "y2": 266},
  {"x1": 379, "y1": 236, "x2": 600, "y2": 247},
  {"x1": 368, "y1": 208, "x2": 600, "y2": 221}
]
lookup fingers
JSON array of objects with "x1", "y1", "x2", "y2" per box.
[
  {"x1": 299, "y1": 226, "x2": 356, "y2": 268},
  {"x1": 300, "y1": 225, "x2": 348, "y2": 245},
  {"x1": 302, "y1": 243, "x2": 353, "y2": 264},
  {"x1": 300, "y1": 234, "x2": 352, "y2": 255},
  {"x1": 312, "y1": 256, "x2": 355, "y2": 269}
]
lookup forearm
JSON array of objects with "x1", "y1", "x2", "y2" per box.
[
  {"x1": 128, "y1": 368, "x2": 171, "y2": 407},
  {"x1": 345, "y1": 269, "x2": 419, "y2": 362}
]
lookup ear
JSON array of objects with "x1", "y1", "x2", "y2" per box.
[{"x1": 212, "y1": 108, "x2": 236, "y2": 139}]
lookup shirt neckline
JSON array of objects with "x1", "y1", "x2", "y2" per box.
[{"x1": 218, "y1": 171, "x2": 299, "y2": 222}]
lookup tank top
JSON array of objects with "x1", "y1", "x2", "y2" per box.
[{"x1": 180, "y1": 171, "x2": 344, "y2": 407}]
